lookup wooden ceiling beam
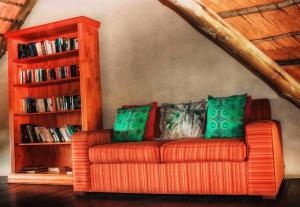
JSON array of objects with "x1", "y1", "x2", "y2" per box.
[
  {"x1": 9, "y1": 0, "x2": 38, "y2": 30},
  {"x1": 277, "y1": 59, "x2": 300, "y2": 66},
  {"x1": 218, "y1": 0, "x2": 300, "y2": 18},
  {"x1": 0, "y1": 16, "x2": 15, "y2": 22},
  {"x1": 0, "y1": 0, "x2": 38, "y2": 59},
  {"x1": 0, "y1": 0, "x2": 24, "y2": 7},
  {"x1": 252, "y1": 31, "x2": 300, "y2": 43},
  {"x1": 163, "y1": 0, "x2": 300, "y2": 107}
]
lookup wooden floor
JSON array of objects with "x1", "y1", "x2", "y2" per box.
[{"x1": 1, "y1": 177, "x2": 300, "y2": 207}]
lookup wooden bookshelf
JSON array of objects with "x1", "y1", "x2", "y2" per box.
[{"x1": 6, "y1": 16, "x2": 103, "y2": 185}]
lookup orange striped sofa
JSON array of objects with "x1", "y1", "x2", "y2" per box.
[{"x1": 72, "y1": 99, "x2": 284, "y2": 198}]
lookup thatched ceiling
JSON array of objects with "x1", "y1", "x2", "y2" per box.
[
  {"x1": 200, "y1": 0, "x2": 300, "y2": 85},
  {"x1": 0, "y1": 0, "x2": 37, "y2": 58}
]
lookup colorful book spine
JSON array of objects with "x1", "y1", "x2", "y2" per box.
[
  {"x1": 22, "y1": 95, "x2": 81, "y2": 114},
  {"x1": 18, "y1": 64, "x2": 79, "y2": 84},
  {"x1": 17, "y1": 37, "x2": 79, "y2": 59},
  {"x1": 20, "y1": 124, "x2": 81, "y2": 143}
]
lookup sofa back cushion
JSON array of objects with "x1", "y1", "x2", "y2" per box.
[
  {"x1": 250, "y1": 99, "x2": 271, "y2": 122},
  {"x1": 204, "y1": 94, "x2": 247, "y2": 138},
  {"x1": 112, "y1": 105, "x2": 151, "y2": 142},
  {"x1": 123, "y1": 102, "x2": 158, "y2": 140},
  {"x1": 154, "y1": 99, "x2": 271, "y2": 138},
  {"x1": 159, "y1": 101, "x2": 207, "y2": 139}
]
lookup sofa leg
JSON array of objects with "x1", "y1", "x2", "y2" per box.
[{"x1": 263, "y1": 195, "x2": 277, "y2": 200}]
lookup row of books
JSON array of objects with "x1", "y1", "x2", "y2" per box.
[
  {"x1": 22, "y1": 95, "x2": 81, "y2": 114},
  {"x1": 20, "y1": 124, "x2": 81, "y2": 143},
  {"x1": 18, "y1": 37, "x2": 79, "y2": 59},
  {"x1": 19, "y1": 64, "x2": 79, "y2": 84}
]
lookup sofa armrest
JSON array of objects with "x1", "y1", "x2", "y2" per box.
[
  {"x1": 71, "y1": 129, "x2": 113, "y2": 192},
  {"x1": 246, "y1": 120, "x2": 284, "y2": 197}
]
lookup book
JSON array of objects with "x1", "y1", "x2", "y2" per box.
[
  {"x1": 45, "y1": 127, "x2": 54, "y2": 142},
  {"x1": 31, "y1": 42, "x2": 38, "y2": 56},
  {"x1": 41, "y1": 41, "x2": 47, "y2": 55},
  {"x1": 35, "y1": 42, "x2": 43, "y2": 56},
  {"x1": 51, "y1": 40, "x2": 56, "y2": 53},
  {"x1": 74, "y1": 38, "x2": 79, "y2": 49},
  {"x1": 19, "y1": 166, "x2": 48, "y2": 173},
  {"x1": 20, "y1": 124, "x2": 30, "y2": 143},
  {"x1": 20, "y1": 124, "x2": 81, "y2": 143},
  {"x1": 44, "y1": 40, "x2": 52, "y2": 55},
  {"x1": 18, "y1": 44, "x2": 29, "y2": 59},
  {"x1": 27, "y1": 42, "x2": 38, "y2": 57},
  {"x1": 47, "y1": 167, "x2": 73, "y2": 175},
  {"x1": 48, "y1": 167, "x2": 60, "y2": 173}
]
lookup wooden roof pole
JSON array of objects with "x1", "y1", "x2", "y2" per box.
[
  {"x1": 277, "y1": 59, "x2": 300, "y2": 66},
  {"x1": 0, "y1": 0, "x2": 38, "y2": 58},
  {"x1": 0, "y1": 0, "x2": 24, "y2": 7},
  {"x1": 218, "y1": 0, "x2": 300, "y2": 18},
  {"x1": 163, "y1": 0, "x2": 300, "y2": 107},
  {"x1": 252, "y1": 31, "x2": 300, "y2": 43}
]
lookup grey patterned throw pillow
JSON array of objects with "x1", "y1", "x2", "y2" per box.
[{"x1": 160, "y1": 100, "x2": 207, "y2": 139}]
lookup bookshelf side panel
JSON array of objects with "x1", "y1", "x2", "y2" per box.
[
  {"x1": 78, "y1": 23, "x2": 102, "y2": 130},
  {"x1": 8, "y1": 38, "x2": 17, "y2": 173}
]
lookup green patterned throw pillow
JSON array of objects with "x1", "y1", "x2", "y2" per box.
[
  {"x1": 112, "y1": 105, "x2": 151, "y2": 142},
  {"x1": 205, "y1": 94, "x2": 247, "y2": 138},
  {"x1": 160, "y1": 100, "x2": 207, "y2": 139}
]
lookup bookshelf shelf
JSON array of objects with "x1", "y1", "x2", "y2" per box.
[
  {"x1": 6, "y1": 16, "x2": 103, "y2": 185},
  {"x1": 18, "y1": 142, "x2": 71, "y2": 146},
  {"x1": 14, "y1": 109, "x2": 81, "y2": 116},
  {"x1": 8, "y1": 173, "x2": 73, "y2": 185},
  {"x1": 14, "y1": 77, "x2": 80, "y2": 87},
  {"x1": 13, "y1": 50, "x2": 79, "y2": 64}
]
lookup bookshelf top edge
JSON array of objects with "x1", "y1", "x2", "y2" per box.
[{"x1": 5, "y1": 16, "x2": 101, "y2": 39}]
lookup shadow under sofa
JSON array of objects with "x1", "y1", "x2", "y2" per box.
[{"x1": 71, "y1": 99, "x2": 284, "y2": 199}]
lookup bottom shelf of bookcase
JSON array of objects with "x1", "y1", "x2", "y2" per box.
[{"x1": 8, "y1": 172, "x2": 73, "y2": 185}]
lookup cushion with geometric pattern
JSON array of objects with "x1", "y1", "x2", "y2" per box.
[
  {"x1": 112, "y1": 105, "x2": 151, "y2": 142},
  {"x1": 205, "y1": 94, "x2": 247, "y2": 138}
]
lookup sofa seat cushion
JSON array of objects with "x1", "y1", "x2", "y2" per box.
[
  {"x1": 160, "y1": 138, "x2": 246, "y2": 162},
  {"x1": 89, "y1": 140, "x2": 167, "y2": 164}
]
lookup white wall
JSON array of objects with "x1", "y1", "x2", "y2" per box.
[{"x1": 0, "y1": 0, "x2": 299, "y2": 177}]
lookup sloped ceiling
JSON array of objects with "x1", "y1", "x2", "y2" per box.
[
  {"x1": 200, "y1": 0, "x2": 300, "y2": 83},
  {"x1": 163, "y1": 0, "x2": 300, "y2": 107},
  {"x1": 0, "y1": 0, "x2": 37, "y2": 58}
]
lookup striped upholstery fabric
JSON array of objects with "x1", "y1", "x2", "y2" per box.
[
  {"x1": 246, "y1": 121, "x2": 284, "y2": 197},
  {"x1": 160, "y1": 138, "x2": 246, "y2": 162},
  {"x1": 250, "y1": 99, "x2": 271, "y2": 121},
  {"x1": 72, "y1": 132, "x2": 92, "y2": 192},
  {"x1": 72, "y1": 130, "x2": 112, "y2": 192},
  {"x1": 72, "y1": 99, "x2": 284, "y2": 197},
  {"x1": 89, "y1": 141, "x2": 167, "y2": 164},
  {"x1": 88, "y1": 129, "x2": 113, "y2": 146},
  {"x1": 91, "y1": 162, "x2": 248, "y2": 194}
]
